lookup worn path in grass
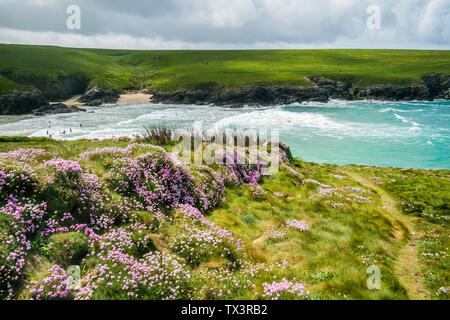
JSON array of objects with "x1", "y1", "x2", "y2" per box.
[
  {"x1": 252, "y1": 234, "x2": 266, "y2": 246},
  {"x1": 345, "y1": 170, "x2": 427, "y2": 300}
]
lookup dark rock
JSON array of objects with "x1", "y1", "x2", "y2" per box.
[
  {"x1": 40, "y1": 75, "x2": 89, "y2": 100},
  {"x1": 84, "y1": 99, "x2": 104, "y2": 106},
  {"x1": 443, "y1": 89, "x2": 450, "y2": 100},
  {"x1": 152, "y1": 74, "x2": 449, "y2": 107},
  {"x1": 0, "y1": 90, "x2": 48, "y2": 115},
  {"x1": 0, "y1": 73, "x2": 89, "y2": 101},
  {"x1": 356, "y1": 84, "x2": 430, "y2": 101},
  {"x1": 279, "y1": 142, "x2": 293, "y2": 162},
  {"x1": 152, "y1": 84, "x2": 331, "y2": 107},
  {"x1": 32, "y1": 103, "x2": 86, "y2": 115},
  {"x1": 79, "y1": 87, "x2": 121, "y2": 106},
  {"x1": 307, "y1": 75, "x2": 352, "y2": 99},
  {"x1": 422, "y1": 73, "x2": 449, "y2": 99}
]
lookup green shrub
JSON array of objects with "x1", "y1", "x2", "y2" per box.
[
  {"x1": 48, "y1": 232, "x2": 89, "y2": 268},
  {"x1": 0, "y1": 137, "x2": 52, "y2": 143}
]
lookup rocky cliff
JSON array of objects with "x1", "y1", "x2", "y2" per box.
[
  {"x1": 0, "y1": 90, "x2": 48, "y2": 115},
  {"x1": 0, "y1": 73, "x2": 449, "y2": 115},
  {"x1": 152, "y1": 73, "x2": 450, "y2": 107},
  {"x1": 78, "y1": 87, "x2": 121, "y2": 106}
]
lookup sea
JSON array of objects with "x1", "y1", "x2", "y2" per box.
[{"x1": 0, "y1": 100, "x2": 449, "y2": 169}]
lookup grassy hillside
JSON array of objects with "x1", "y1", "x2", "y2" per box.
[
  {"x1": 1, "y1": 44, "x2": 450, "y2": 95},
  {"x1": 0, "y1": 137, "x2": 448, "y2": 300}
]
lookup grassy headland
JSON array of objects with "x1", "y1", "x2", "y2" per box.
[
  {"x1": 0, "y1": 137, "x2": 448, "y2": 300},
  {"x1": 1, "y1": 44, "x2": 450, "y2": 95}
]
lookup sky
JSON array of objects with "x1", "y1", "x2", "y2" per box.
[{"x1": 0, "y1": 0, "x2": 449, "y2": 50}]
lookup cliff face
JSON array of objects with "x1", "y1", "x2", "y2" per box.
[
  {"x1": 422, "y1": 73, "x2": 450, "y2": 99},
  {"x1": 0, "y1": 73, "x2": 449, "y2": 115},
  {"x1": 0, "y1": 90, "x2": 86, "y2": 115},
  {"x1": 78, "y1": 87, "x2": 121, "y2": 106},
  {"x1": 0, "y1": 80, "x2": 120, "y2": 115},
  {"x1": 0, "y1": 73, "x2": 91, "y2": 115},
  {"x1": 0, "y1": 90, "x2": 48, "y2": 115},
  {"x1": 0, "y1": 72, "x2": 89, "y2": 101},
  {"x1": 151, "y1": 73, "x2": 450, "y2": 107},
  {"x1": 41, "y1": 75, "x2": 89, "y2": 100}
]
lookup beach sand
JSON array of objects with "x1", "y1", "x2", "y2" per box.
[
  {"x1": 50, "y1": 95, "x2": 84, "y2": 107},
  {"x1": 51, "y1": 92, "x2": 153, "y2": 107},
  {"x1": 118, "y1": 93, "x2": 153, "y2": 104}
]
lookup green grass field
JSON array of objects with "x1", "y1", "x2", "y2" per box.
[
  {"x1": 0, "y1": 137, "x2": 448, "y2": 300},
  {"x1": 1, "y1": 44, "x2": 450, "y2": 94}
]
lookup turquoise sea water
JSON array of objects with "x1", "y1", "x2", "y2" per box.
[{"x1": 0, "y1": 100, "x2": 449, "y2": 169}]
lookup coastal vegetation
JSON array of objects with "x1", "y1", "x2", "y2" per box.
[
  {"x1": 1, "y1": 44, "x2": 450, "y2": 95},
  {"x1": 0, "y1": 136, "x2": 448, "y2": 300}
]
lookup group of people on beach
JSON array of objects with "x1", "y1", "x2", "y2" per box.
[{"x1": 46, "y1": 120, "x2": 83, "y2": 138}]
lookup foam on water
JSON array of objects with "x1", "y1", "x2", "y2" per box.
[{"x1": 0, "y1": 100, "x2": 449, "y2": 169}]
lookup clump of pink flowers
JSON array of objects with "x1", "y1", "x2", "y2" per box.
[
  {"x1": 1, "y1": 141, "x2": 302, "y2": 300},
  {"x1": 436, "y1": 287, "x2": 449, "y2": 299},
  {"x1": 262, "y1": 278, "x2": 309, "y2": 300},
  {"x1": 0, "y1": 166, "x2": 37, "y2": 202},
  {"x1": 109, "y1": 148, "x2": 227, "y2": 214},
  {"x1": 79, "y1": 147, "x2": 132, "y2": 160},
  {"x1": 190, "y1": 165, "x2": 226, "y2": 212},
  {"x1": 0, "y1": 199, "x2": 47, "y2": 298},
  {"x1": 109, "y1": 152, "x2": 198, "y2": 213},
  {"x1": 28, "y1": 265, "x2": 73, "y2": 300},
  {"x1": 171, "y1": 204, "x2": 244, "y2": 266},
  {"x1": 78, "y1": 143, "x2": 154, "y2": 160},
  {"x1": 249, "y1": 184, "x2": 268, "y2": 200},
  {"x1": 285, "y1": 219, "x2": 309, "y2": 231},
  {"x1": 0, "y1": 148, "x2": 52, "y2": 163},
  {"x1": 264, "y1": 228, "x2": 287, "y2": 242},
  {"x1": 263, "y1": 219, "x2": 309, "y2": 245},
  {"x1": 220, "y1": 150, "x2": 262, "y2": 186},
  {"x1": 75, "y1": 224, "x2": 192, "y2": 300},
  {"x1": 43, "y1": 159, "x2": 83, "y2": 176}
]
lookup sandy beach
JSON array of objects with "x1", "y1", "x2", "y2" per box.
[
  {"x1": 51, "y1": 92, "x2": 153, "y2": 107},
  {"x1": 117, "y1": 92, "x2": 153, "y2": 104},
  {"x1": 50, "y1": 95, "x2": 84, "y2": 107}
]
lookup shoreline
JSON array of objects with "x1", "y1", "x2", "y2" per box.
[
  {"x1": 1, "y1": 45, "x2": 449, "y2": 115},
  {"x1": 0, "y1": 135, "x2": 449, "y2": 171},
  {"x1": 0, "y1": 100, "x2": 448, "y2": 170},
  {"x1": 118, "y1": 92, "x2": 153, "y2": 104},
  {"x1": 50, "y1": 92, "x2": 153, "y2": 108},
  {"x1": 150, "y1": 74, "x2": 450, "y2": 107},
  {"x1": 50, "y1": 94, "x2": 84, "y2": 107},
  {"x1": 1, "y1": 74, "x2": 449, "y2": 116}
]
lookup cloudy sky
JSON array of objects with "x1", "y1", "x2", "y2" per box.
[{"x1": 0, "y1": 0, "x2": 448, "y2": 49}]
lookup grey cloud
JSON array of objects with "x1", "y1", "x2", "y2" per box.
[{"x1": 0, "y1": 0, "x2": 448, "y2": 48}]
